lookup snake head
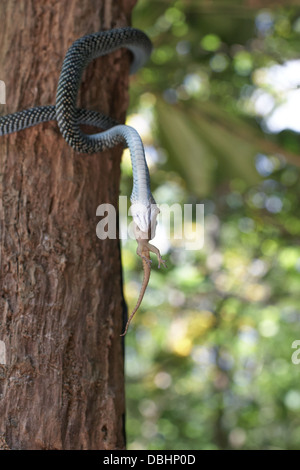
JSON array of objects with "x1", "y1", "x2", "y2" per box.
[{"x1": 130, "y1": 201, "x2": 160, "y2": 240}]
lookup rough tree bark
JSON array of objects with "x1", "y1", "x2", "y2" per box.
[{"x1": 0, "y1": 0, "x2": 136, "y2": 450}]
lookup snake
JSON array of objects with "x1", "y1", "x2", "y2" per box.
[
  {"x1": 0, "y1": 27, "x2": 157, "y2": 231},
  {"x1": 0, "y1": 27, "x2": 166, "y2": 334}
]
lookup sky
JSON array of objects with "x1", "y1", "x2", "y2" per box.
[{"x1": 253, "y1": 59, "x2": 300, "y2": 133}]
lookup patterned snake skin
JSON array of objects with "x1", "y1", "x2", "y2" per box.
[{"x1": 0, "y1": 27, "x2": 154, "y2": 205}]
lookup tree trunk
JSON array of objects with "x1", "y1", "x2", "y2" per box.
[{"x1": 0, "y1": 0, "x2": 135, "y2": 450}]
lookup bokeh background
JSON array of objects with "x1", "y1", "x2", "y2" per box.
[{"x1": 121, "y1": 0, "x2": 300, "y2": 450}]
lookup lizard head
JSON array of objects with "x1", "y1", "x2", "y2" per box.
[{"x1": 130, "y1": 201, "x2": 160, "y2": 241}]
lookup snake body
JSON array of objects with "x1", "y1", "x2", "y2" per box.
[{"x1": 0, "y1": 27, "x2": 155, "y2": 225}]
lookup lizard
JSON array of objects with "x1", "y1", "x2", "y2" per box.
[{"x1": 120, "y1": 203, "x2": 167, "y2": 336}]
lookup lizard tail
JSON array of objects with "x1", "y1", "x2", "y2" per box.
[{"x1": 120, "y1": 258, "x2": 151, "y2": 336}]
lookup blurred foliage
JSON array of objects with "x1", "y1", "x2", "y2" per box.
[{"x1": 120, "y1": 0, "x2": 300, "y2": 450}]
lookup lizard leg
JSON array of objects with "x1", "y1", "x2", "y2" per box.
[
  {"x1": 136, "y1": 244, "x2": 152, "y2": 267},
  {"x1": 145, "y1": 242, "x2": 167, "y2": 269}
]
